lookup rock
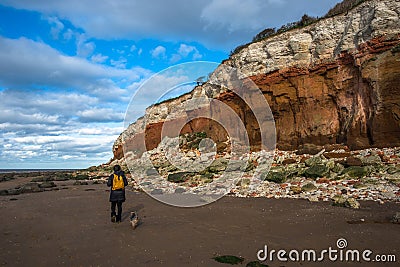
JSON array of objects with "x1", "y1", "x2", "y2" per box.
[
  {"x1": 167, "y1": 172, "x2": 194, "y2": 183},
  {"x1": 304, "y1": 164, "x2": 329, "y2": 179},
  {"x1": 386, "y1": 166, "x2": 400, "y2": 175},
  {"x1": 308, "y1": 195, "x2": 319, "y2": 202},
  {"x1": 324, "y1": 144, "x2": 350, "y2": 152},
  {"x1": 324, "y1": 152, "x2": 351, "y2": 159},
  {"x1": 54, "y1": 175, "x2": 70, "y2": 181},
  {"x1": 331, "y1": 163, "x2": 345, "y2": 174},
  {"x1": 245, "y1": 161, "x2": 256, "y2": 172},
  {"x1": 282, "y1": 158, "x2": 296, "y2": 165},
  {"x1": 302, "y1": 183, "x2": 317, "y2": 192},
  {"x1": 261, "y1": 171, "x2": 286, "y2": 183},
  {"x1": 73, "y1": 181, "x2": 88, "y2": 185},
  {"x1": 240, "y1": 178, "x2": 251, "y2": 187},
  {"x1": 316, "y1": 177, "x2": 330, "y2": 184},
  {"x1": 0, "y1": 189, "x2": 9, "y2": 196},
  {"x1": 360, "y1": 155, "x2": 382, "y2": 165},
  {"x1": 225, "y1": 160, "x2": 245, "y2": 172},
  {"x1": 6, "y1": 188, "x2": 22, "y2": 195},
  {"x1": 291, "y1": 185, "x2": 302, "y2": 194},
  {"x1": 296, "y1": 144, "x2": 324, "y2": 155},
  {"x1": 342, "y1": 166, "x2": 370, "y2": 178},
  {"x1": 304, "y1": 156, "x2": 323, "y2": 167},
  {"x1": 39, "y1": 181, "x2": 56, "y2": 188},
  {"x1": 145, "y1": 168, "x2": 159, "y2": 176},
  {"x1": 21, "y1": 183, "x2": 42, "y2": 193},
  {"x1": 207, "y1": 158, "x2": 228, "y2": 173},
  {"x1": 31, "y1": 176, "x2": 54, "y2": 182},
  {"x1": 353, "y1": 182, "x2": 368, "y2": 189},
  {"x1": 344, "y1": 157, "x2": 363, "y2": 167},
  {"x1": 333, "y1": 195, "x2": 360, "y2": 209},
  {"x1": 151, "y1": 189, "x2": 164, "y2": 195},
  {"x1": 346, "y1": 198, "x2": 361, "y2": 209},
  {"x1": 391, "y1": 212, "x2": 400, "y2": 223},
  {"x1": 74, "y1": 174, "x2": 89, "y2": 180},
  {"x1": 174, "y1": 188, "x2": 186, "y2": 194}
]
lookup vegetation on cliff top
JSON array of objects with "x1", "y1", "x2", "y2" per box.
[{"x1": 229, "y1": 0, "x2": 368, "y2": 56}]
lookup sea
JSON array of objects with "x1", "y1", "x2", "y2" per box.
[{"x1": 0, "y1": 169, "x2": 79, "y2": 174}]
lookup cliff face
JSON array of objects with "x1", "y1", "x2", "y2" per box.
[{"x1": 114, "y1": 0, "x2": 400, "y2": 160}]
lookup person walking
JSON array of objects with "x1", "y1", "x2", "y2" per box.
[{"x1": 107, "y1": 164, "x2": 128, "y2": 223}]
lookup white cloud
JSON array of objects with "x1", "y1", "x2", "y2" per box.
[
  {"x1": 78, "y1": 126, "x2": 124, "y2": 135},
  {"x1": 130, "y1": 45, "x2": 137, "y2": 52},
  {"x1": 0, "y1": 0, "x2": 341, "y2": 50},
  {"x1": 0, "y1": 36, "x2": 148, "y2": 94},
  {"x1": 178, "y1": 44, "x2": 197, "y2": 57},
  {"x1": 63, "y1": 29, "x2": 74, "y2": 40},
  {"x1": 170, "y1": 44, "x2": 203, "y2": 63},
  {"x1": 77, "y1": 108, "x2": 124, "y2": 123},
  {"x1": 46, "y1": 16, "x2": 64, "y2": 39},
  {"x1": 169, "y1": 54, "x2": 182, "y2": 64},
  {"x1": 110, "y1": 57, "x2": 127, "y2": 69},
  {"x1": 76, "y1": 34, "x2": 96, "y2": 58},
  {"x1": 151, "y1": 45, "x2": 166, "y2": 59},
  {"x1": 91, "y1": 53, "x2": 108, "y2": 63}
]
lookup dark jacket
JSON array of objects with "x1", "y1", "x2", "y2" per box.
[{"x1": 107, "y1": 170, "x2": 128, "y2": 202}]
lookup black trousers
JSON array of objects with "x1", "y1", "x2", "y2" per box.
[{"x1": 111, "y1": 201, "x2": 123, "y2": 220}]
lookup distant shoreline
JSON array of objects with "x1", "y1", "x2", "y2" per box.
[{"x1": 0, "y1": 169, "x2": 79, "y2": 174}]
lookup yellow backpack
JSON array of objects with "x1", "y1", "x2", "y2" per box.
[{"x1": 112, "y1": 174, "x2": 124, "y2": 190}]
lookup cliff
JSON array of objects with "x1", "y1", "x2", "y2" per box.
[{"x1": 114, "y1": 0, "x2": 400, "y2": 160}]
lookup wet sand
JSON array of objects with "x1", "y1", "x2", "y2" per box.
[{"x1": 0, "y1": 181, "x2": 399, "y2": 267}]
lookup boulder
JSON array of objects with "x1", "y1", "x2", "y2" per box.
[
  {"x1": 145, "y1": 168, "x2": 159, "y2": 176},
  {"x1": 333, "y1": 195, "x2": 360, "y2": 209},
  {"x1": 304, "y1": 156, "x2": 323, "y2": 167},
  {"x1": 21, "y1": 183, "x2": 42, "y2": 193},
  {"x1": 39, "y1": 181, "x2": 57, "y2": 188},
  {"x1": 290, "y1": 185, "x2": 302, "y2": 194},
  {"x1": 342, "y1": 166, "x2": 371, "y2": 178},
  {"x1": 296, "y1": 144, "x2": 323, "y2": 155},
  {"x1": 261, "y1": 171, "x2": 286, "y2": 183},
  {"x1": 167, "y1": 172, "x2": 194, "y2": 183},
  {"x1": 304, "y1": 164, "x2": 329, "y2": 179},
  {"x1": 360, "y1": 155, "x2": 382, "y2": 165},
  {"x1": 324, "y1": 152, "x2": 351, "y2": 159},
  {"x1": 282, "y1": 158, "x2": 296, "y2": 165},
  {"x1": 302, "y1": 183, "x2": 317, "y2": 192},
  {"x1": 343, "y1": 157, "x2": 363, "y2": 167},
  {"x1": 207, "y1": 158, "x2": 228, "y2": 173}
]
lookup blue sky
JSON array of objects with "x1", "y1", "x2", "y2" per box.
[{"x1": 0, "y1": 0, "x2": 341, "y2": 169}]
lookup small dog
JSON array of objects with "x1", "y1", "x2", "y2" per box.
[{"x1": 130, "y1": 211, "x2": 139, "y2": 229}]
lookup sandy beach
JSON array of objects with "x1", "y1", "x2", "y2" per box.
[{"x1": 0, "y1": 176, "x2": 399, "y2": 267}]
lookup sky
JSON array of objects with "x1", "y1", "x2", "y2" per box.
[{"x1": 0, "y1": 0, "x2": 341, "y2": 169}]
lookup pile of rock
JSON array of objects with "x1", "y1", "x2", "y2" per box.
[
  {"x1": 230, "y1": 145, "x2": 400, "y2": 206},
  {"x1": 90, "y1": 133, "x2": 400, "y2": 208}
]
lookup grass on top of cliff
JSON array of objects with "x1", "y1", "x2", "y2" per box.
[{"x1": 228, "y1": 0, "x2": 368, "y2": 57}]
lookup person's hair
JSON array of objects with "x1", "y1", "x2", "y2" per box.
[{"x1": 113, "y1": 165, "x2": 121, "y2": 172}]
